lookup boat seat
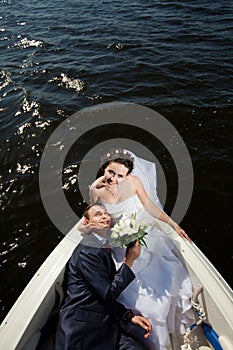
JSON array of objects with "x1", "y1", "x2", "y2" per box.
[{"x1": 219, "y1": 335, "x2": 233, "y2": 350}]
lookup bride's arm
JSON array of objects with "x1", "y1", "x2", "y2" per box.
[
  {"x1": 89, "y1": 182, "x2": 99, "y2": 204},
  {"x1": 132, "y1": 176, "x2": 191, "y2": 242},
  {"x1": 89, "y1": 176, "x2": 106, "y2": 203}
]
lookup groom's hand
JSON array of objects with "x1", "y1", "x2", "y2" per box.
[
  {"x1": 124, "y1": 240, "x2": 141, "y2": 268},
  {"x1": 131, "y1": 315, "x2": 152, "y2": 339}
]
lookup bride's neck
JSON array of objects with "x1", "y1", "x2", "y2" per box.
[{"x1": 105, "y1": 184, "x2": 119, "y2": 198}]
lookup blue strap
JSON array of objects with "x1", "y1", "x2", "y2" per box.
[
  {"x1": 201, "y1": 322, "x2": 223, "y2": 350},
  {"x1": 190, "y1": 323, "x2": 197, "y2": 331}
]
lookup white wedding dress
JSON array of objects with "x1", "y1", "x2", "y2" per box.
[{"x1": 99, "y1": 153, "x2": 194, "y2": 350}]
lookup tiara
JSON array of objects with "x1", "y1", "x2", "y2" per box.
[{"x1": 100, "y1": 148, "x2": 134, "y2": 165}]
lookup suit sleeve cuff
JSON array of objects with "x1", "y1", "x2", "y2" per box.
[
  {"x1": 122, "y1": 309, "x2": 135, "y2": 322},
  {"x1": 120, "y1": 262, "x2": 135, "y2": 280}
]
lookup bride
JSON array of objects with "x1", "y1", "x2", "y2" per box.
[{"x1": 88, "y1": 148, "x2": 194, "y2": 350}]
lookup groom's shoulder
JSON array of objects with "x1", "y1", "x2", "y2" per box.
[
  {"x1": 76, "y1": 233, "x2": 103, "y2": 251},
  {"x1": 70, "y1": 234, "x2": 103, "y2": 263}
]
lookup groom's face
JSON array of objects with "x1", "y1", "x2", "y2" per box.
[{"x1": 87, "y1": 205, "x2": 111, "y2": 229}]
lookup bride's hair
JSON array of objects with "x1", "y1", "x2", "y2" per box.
[{"x1": 96, "y1": 148, "x2": 134, "y2": 178}]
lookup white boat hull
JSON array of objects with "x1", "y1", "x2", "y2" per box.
[{"x1": 1, "y1": 222, "x2": 233, "y2": 350}]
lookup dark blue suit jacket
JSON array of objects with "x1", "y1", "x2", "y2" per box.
[{"x1": 55, "y1": 233, "x2": 135, "y2": 350}]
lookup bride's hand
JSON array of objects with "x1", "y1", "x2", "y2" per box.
[
  {"x1": 173, "y1": 224, "x2": 192, "y2": 242},
  {"x1": 77, "y1": 217, "x2": 97, "y2": 234},
  {"x1": 92, "y1": 176, "x2": 106, "y2": 189}
]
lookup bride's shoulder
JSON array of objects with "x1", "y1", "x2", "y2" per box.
[{"x1": 127, "y1": 174, "x2": 143, "y2": 187}]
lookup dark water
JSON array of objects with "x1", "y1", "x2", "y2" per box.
[{"x1": 0, "y1": 0, "x2": 232, "y2": 322}]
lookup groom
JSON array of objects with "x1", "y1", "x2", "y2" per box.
[{"x1": 55, "y1": 204, "x2": 152, "y2": 350}]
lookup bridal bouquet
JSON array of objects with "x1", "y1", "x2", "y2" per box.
[{"x1": 111, "y1": 213, "x2": 149, "y2": 248}]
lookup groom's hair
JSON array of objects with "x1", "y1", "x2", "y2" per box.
[
  {"x1": 96, "y1": 158, "x2": 134, "y2": 179},
  {"x1": 83, "y1": 203, "x2": 105, "y2": 220}
]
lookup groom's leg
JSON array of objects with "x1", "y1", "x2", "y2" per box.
[{"x1": 119, "y1": 331, "x2": 150, "y2": 350}]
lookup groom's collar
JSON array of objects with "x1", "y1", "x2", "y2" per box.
[{"x1": 92, "y1": 233, "x2": 108, "y2": 245}]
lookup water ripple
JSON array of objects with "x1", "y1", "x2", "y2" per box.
[
  {"x1": 10, "y1": 37, "x2": 43, "y2": 49},
  {"x1": 48, "y1": 72, "x2": 85, "y2": 92},
  {"x1": 0, "y1": 69, "x2": 12, "y2": 90}
]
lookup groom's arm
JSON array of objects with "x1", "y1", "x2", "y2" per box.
[
  {"x1": 77, "y1": 247, "x2": 135, "y2": 304},
  {"x1": 116, "y1": 302, "x2": 152, "y2": 339}
]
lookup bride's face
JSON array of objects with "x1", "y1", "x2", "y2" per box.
[{"x1": 104, "y1": 162, "x2": 129, "y2": 185}]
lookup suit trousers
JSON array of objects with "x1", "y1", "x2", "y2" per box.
[{"x1": 119, "y1": 330, "x2": 150, "y2": 350}]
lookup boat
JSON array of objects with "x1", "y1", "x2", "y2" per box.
[
  {"x1": 0, "y1": 222, "x2": 233, "y2": 350},
  {"x1": 1, "y1": 103, "x2": 233, "y2": 349}
]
